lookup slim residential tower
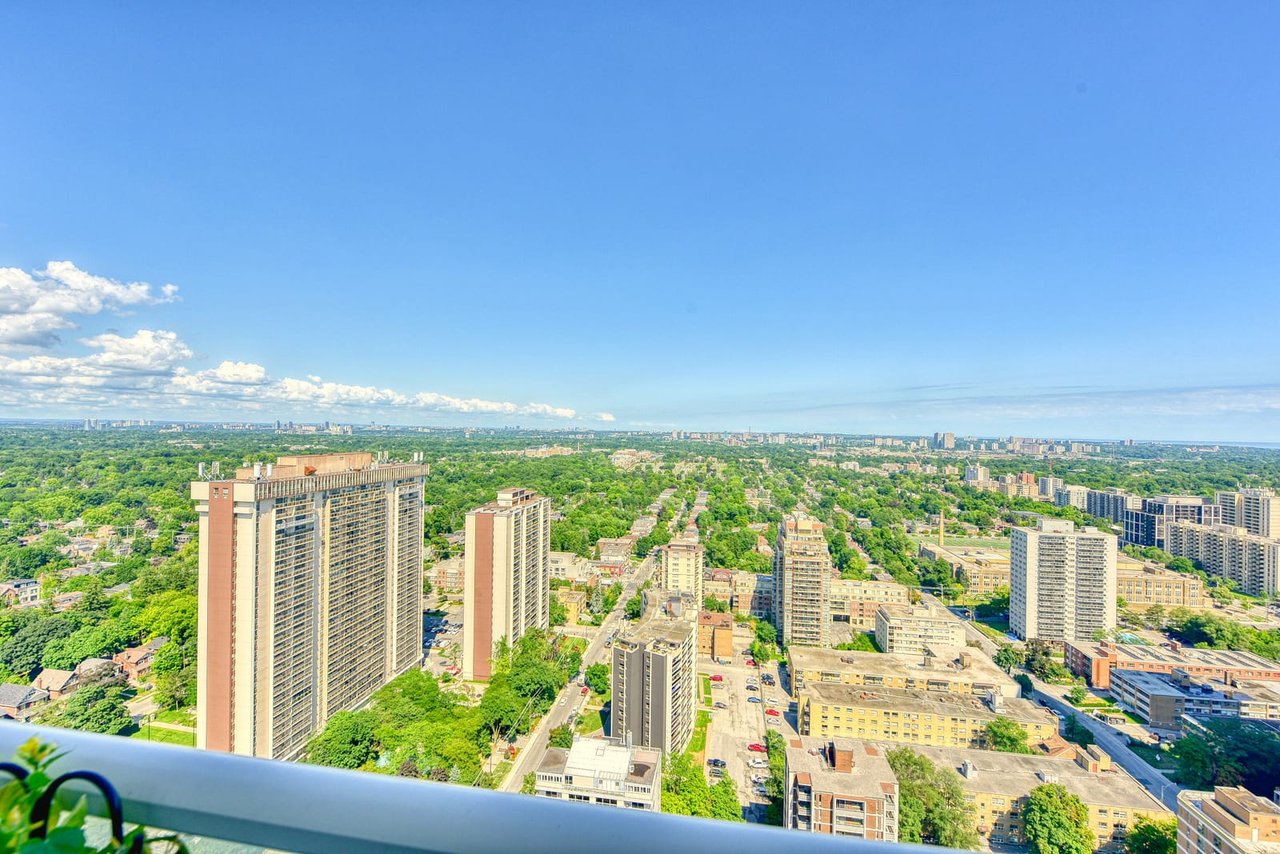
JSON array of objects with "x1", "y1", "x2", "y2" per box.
[
  {"x1": 773, "y1": 512, "x2": 833, "y2": 647},
  {"x1": 462, "y1": 488, "x2": 552, "y2": 680}
]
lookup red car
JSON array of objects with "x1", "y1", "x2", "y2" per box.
[
  {"x1": 744, "y1": 659, "x2": 757, "y2": 667},
  {"x1": 765, "y1": 708, "x2": 781, "y2": 717},
  {"x1": 581, "y1": 686, "x2": 589, "y2": 695},
  {"x1": 709, "y1": 675, "x2": 724, "y2": 682},
  {"x1": 748, "y1": 743, "x2": 767, "y2": 753}
]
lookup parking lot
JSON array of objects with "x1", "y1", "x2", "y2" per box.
[
  {"x1": 701, "y1": 623, "x2": 797, "y2": 818},
  {"x1": 422, "y1": 601, "x2": 464, "y2": 678}
]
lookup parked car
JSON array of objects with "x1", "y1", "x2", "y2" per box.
[
  {"x1": 581, "y1": 686, "x2": 589, "y2": 695},
  {"x1": 714, "y1": 701, "x2": 728, "y2": 709},
  {"x1": 748, "y1": 743, "x2": 766, "y2": 753},
  {"x1": 710, "y1": 674, "x2": 724, "y2": 682},
  {"x1": 747, "y1": 696, "x2": 762, "y2": 704},
  {"x1": 745, "y1": 684, "x2": 758, "y2": 692},
  {"x1": 745, "y1": 659, "x2": 757, "y2": 667},
  {"x1": 749, "y1": 758, "x2": 769, "y2": 769},
  {"x1": 765, "y1": 708, "x2": 781, "y2": 717},
  {"x1": 707, "y1": 758, "x2": 726, "y2": 768}
]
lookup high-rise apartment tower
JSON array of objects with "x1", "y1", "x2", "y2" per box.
[
  {"x1": 192, "y1": 452, "x2": 428, "y2": 760},
  {"x1": 611, "y1": 591, "x2": 697, "y2": 755},
  {"x1": 773, "y1": 512, "x2": 833, "y2": 647},
  {"x1": 1010, "y1": 518, "x2": 1116, "y2": 643},
  {"x1": 462, "y1": 488, "x2": 551, "y2": 680},
  {"x1": 658, "y1": 538, "x2": 704, "y2": 603},
  {"x1": 1216, "y1": 489, "x2": 1280, "y2": 538}
]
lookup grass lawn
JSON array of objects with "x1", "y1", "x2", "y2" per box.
[
  {"x1": 1128, "y1": 740, "x2": 1178, "y2": 772},
  {"x1": 486, "y1": 760, "x2": 512, "y2": 789},
  {"x1": 700, "y1": 675, "x2": 713, "y2": 707},
  {"x1": 834, "y1": 632, "x2": 880, "y2": 653},
  {"x1": 910, "y1": 534, "x2": 1010, "y2": 549},
  {"x1": 575, "y1": 708, "x2": 605, "y2": 735},
  {"x1": 978, "y1": 616, "x2": 1010, "y2": 633},
  {"x1": 689, "y1": 710, "x2": 711, "y2": 755},
  {"x1": 154, "y1": 709, "x2": 196, "y2": 727},
  {"x1": 130, "y1": 726, "x2": 195, "y2": 747},
  {"x1": 973, "y1": 621, "x2": 1008, "y2": 641}
]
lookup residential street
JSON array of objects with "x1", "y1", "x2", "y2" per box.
[
  {"x1": 1029, "y1": 674, "x2": 1183, "y2": 811},
  {"x1": 499, "y1": 555, "x2": 656, "y2": 791}
]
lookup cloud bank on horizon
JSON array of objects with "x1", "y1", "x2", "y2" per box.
[{"x1": 0, "y1": 262, "x2": 614, "y2": 423}]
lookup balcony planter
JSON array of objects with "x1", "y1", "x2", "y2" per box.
[{"x1": 0, "y1": 737, "x2": 181, "y2": 853}]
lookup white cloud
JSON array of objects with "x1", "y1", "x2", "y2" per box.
[
  {"x1": 82, "y1": 329, "x2": 193, "y2": 372},
  {"x1": 0, "y1": 261, "x2": 179, "y2": 350},
  {"x1": 594, "y1": 412, "x2": 617, "y2": 422},
  {"x1": 0, "y1": 262, "x2": 607, "y2": 424}
]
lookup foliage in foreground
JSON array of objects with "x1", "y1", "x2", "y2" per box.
[
  {"x1": 661, "y1": 751, "x2": 743, "y2": 821},
  {"x1": 885, "y1": 746, "x2": 980, "y2": 849},
  {"x1": 306, "y1": 630, "x2": 580, "y2": 787},
  {"x1": 1022, "y1": 783, "x2": 1093, "y2": 854},
  {"x1": 1125, "y1": 815, "x2": 1177, "y2": 854}
]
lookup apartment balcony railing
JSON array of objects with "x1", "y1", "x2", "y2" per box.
[{"x1": 0, "y1": 722, "x2": 952, "y2": 854}]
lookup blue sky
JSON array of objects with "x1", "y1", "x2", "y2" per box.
[{"x1": 2, "y1": 4, "x2": 1278, "y2": 440}]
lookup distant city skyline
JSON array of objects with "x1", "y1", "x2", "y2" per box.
[{"x1": 2, "y1": 6, "x2": 1279, "y2": 440}]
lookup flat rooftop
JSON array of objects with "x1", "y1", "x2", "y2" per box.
[
  {"x1": 1070, "y1": 641, "x2": 1280, "y2": 673},
  {"x1": 537, "y1": 740, "x2": 660, "y2": 787},
  {"x1": 876, "y1": 603, "x2": 958, "y2": 623},
  {"x1": 789, "y1": 645, "x2": 1014, "y2": 687},
  {"x1": 784, "y1": 737, "x2": 897, "y2": 801},
  {"x1": 898, "y1": 743, "x2": 1168, "y2": 812},
  {"x1": 618, "y1": 590, "x2": 695, "y2": 648},
  {"x1": 802, "y1": 682, "x2": 1052, "y2": 727},
  {"x1": 1114, "y1": 669, "x2": 1280, "y2": 704}
]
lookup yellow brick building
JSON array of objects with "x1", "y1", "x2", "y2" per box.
[{"x1": 798, "y1": 683, "x2": 1057, "y2": 750}]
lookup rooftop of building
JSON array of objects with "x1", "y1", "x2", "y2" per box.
[
  {"x1": 1117, "y1": 561, "x2": 1197, "y2": 579},
  {"x1": 1112, "y1": 668, "x2": 1280, "y2": 704},
  {"x1": 876, "y1": 602, "x2": 958, "y2": 623},
  {"x1": 663, "y1": 538, "x2": 704, "y2": 553},
  {"x1": 893, "y1": 743, "x2": 1168, "y2": 812},
  {"x1": 1178, "y1": 787, "x2": 1280, "y2": 852},
  {"x1": 789, "y1": 645, "x2": 1014, "y2": 686},
  {"x1": 538, "y1": 739, "x2": 660, "y2": 788},
  {"x1": 1068, "y1": 640, "x2": 1280, "y2": 672},
  {"x1": 697, "y1": 611, "x2": 734, "y2": 628},
  {"x1": 784, "y1": 737, "x2": 898, "y2": 800},
  {"x1": 617, "y1": 590, "x2": 696, "y2": 648},
  {"x1": 473, "y1": 487, "x2": 547, "y2": 513},
  {"x1": 802, "y1": 682, "x2": 1052, "y2": 727}
]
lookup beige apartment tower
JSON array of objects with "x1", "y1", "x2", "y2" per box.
[
  {"x1": 1217, "y1": 489, "x2": 1280, "y2": 538},
  {"x1": 1167, "y1": 521, "x2": 1280, "y2": 597},
  {"x1": 192, "y1": 452, "x2": 428, "y2": 760},
  {"x1": 462, "y1": 488, "x2": 552, "y2": 681},
  {"x1": 773, "y1": 512, "x2": 833, "y2": 647},
  {"x1": 1010, "y1": 518, "x2": 1116, "y2": 644},
  {"x1": 659, "y1": 538, "x2": 704, "y2": 603}
]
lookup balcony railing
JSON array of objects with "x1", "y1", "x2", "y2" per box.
[{"x1": 0, "y1": 722, "x2": 952, "y2": 853}]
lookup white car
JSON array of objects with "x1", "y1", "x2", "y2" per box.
[{"x1": 749, "y1": 759, "x2": 769, "y2": 769}]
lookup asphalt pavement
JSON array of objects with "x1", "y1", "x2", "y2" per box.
[{"x1": 500, "y1": 556, "x2": 656, "y2": 791}]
